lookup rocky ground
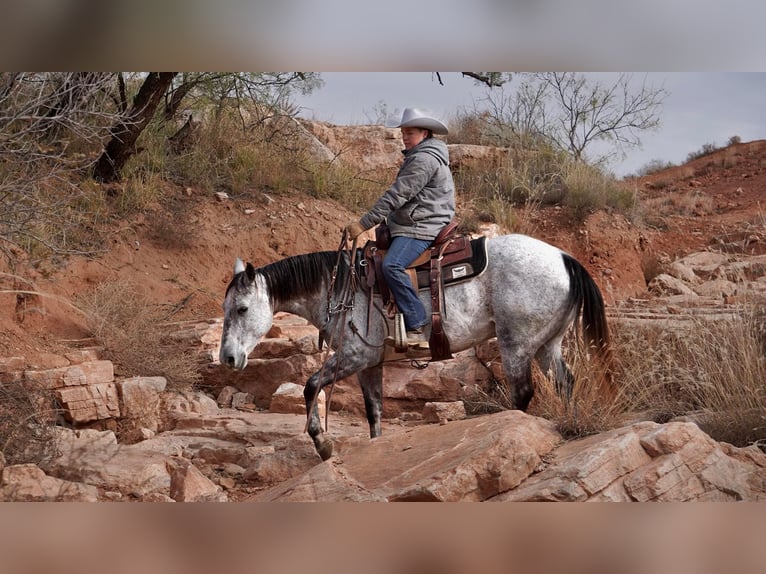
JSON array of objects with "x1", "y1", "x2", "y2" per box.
[{"x1": 1, "y1": 135, "x2": 765, "y2": 501}]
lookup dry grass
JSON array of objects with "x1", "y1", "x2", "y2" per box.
[
  {"x1": 468, "y1": 305, "x2": 766, "y2": 450},
  {"x1": 0, "y1": 380, "x2": 61, "y2": 466},
  {"x1": 454, "y1": 146, "x2": 634, "y2": 231},
  {"x1": 76, "y1": 280, "x2": 201, "y2": 391},
  {"x1": 466, "y1": 339, "x2": 621, "y2": 440},
  {"x1": 640, "y1": 190, "x2": 715, "y2": 218},
  {"x1": 562, "y1": 162, "x2": 634, "y2": 223},
  {"x1": 527, "y1": 341, "x2": 622, "y2": 439},
  {"x1": 611, "y1": 306, "x2": 766, "y2": 449}
]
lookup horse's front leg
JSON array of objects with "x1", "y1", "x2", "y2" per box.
[
  {"x1": 303, "y1": 368, "x2": 333, "y2": 460},
  {"x1": 304, "y1": 352, "x2": 368, "y2": 460},
  {"x1": 357, "y1": 363, "x2": 383, "y2": 438}
]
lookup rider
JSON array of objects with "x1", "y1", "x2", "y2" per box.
[{"x1": 345, "y1": 108, "x2": 456, "y2": 345}]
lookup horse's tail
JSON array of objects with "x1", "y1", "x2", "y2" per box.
[{"x1": 562, "y1": 253, "x2": 616, "y2": 402}]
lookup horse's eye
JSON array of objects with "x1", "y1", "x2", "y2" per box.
[{"x1": 237, "y1": 306, "x2": 248, "y2": 316}]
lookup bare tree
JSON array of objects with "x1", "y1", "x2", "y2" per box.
[
  {"x1": 470, "y1": 81, "x2": 552, "y2": 148},
  {"x1": 0, "y1": 72, "x2": 124, "y2": 259},
  {"x1": 536, "y1": 72, "x2": 668, "y2": 163},
  {"x1": 1, "y1": 72, "x2": 323, "y2": 259},
  {"x1": 456, "y1": 72, "x2": 667, "y2": 165}
]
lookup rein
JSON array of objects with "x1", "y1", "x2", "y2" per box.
[{"x1": 304, "y1": 230, "x2": 359, "y2": 434}]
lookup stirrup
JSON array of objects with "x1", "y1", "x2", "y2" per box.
[{"x1": 393, "y1": 313, "x2": 408, "y2": 352}]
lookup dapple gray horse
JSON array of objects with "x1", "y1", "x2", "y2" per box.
[{"x1": 219, "y1": 233, "x2": 613, "y2": 460}]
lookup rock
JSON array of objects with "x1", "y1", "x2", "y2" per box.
[
  {"x1": 495, "y1": 421, "x2": 766, "y2": 502},
  {"x1": 495, "y1": 423, "x2": 656, "y2": 502},
  {"x1": 230, "y1": 392, "x2": 251, "y2": 409},
  {"x1": 648, "y1": 273, "x2": 697, "y2": 296},
  {"x1": 675, "y1": 252, "x2": 730, "y2": 279},
  {"x1": 26, "y1": 353, "x2": 70, "y2": 370},
  {"x1": 64, "y1": 348, "x2": 101, "y2": 364},
  {"x1": 163, "y1": 390, "x2": 220, "y2": 417},
  {"x1": 692, "y1": 278, "x2": 738, "y2": 298},
  {"x1": 216, "y1": 385, "x2": 238, "y2": 407},
  {"x1": 298, "y1": 121, "x2": 401, "y2": 171},
  {"x1": 55, "y1": 382, "x2": 121, "y2": 423},
  {"x1": 42, "y1": 428, "x2": 172, "y2": 498},
  {"x1": 24, "y1": 359, "x2": 114, "y2": 390},
  {"x1": 0, "y1": 464, "x2": 99, "y2": 502},
  {"x1": 666, "y1": 261, "x2": 699, "y2": 284},
  {"x1": 448, "y1": 144, "x2": 507, "y2": 170},
  {"x1": 422, "y1": 401, "x2": 466, "y2": 423},
  {"x1": 252, "y1": 336, "x2": 318, "y2": 358},
  {"x1": 167, "y1": 458, "x2": 227, "y2": 502},
  {"x1": 0, "y1": 356, "x2": 25, "y2": 383},
  {"x1": 205, "y1": 353, "x2": 324, "y2": 409},
  {"x1": 252, "y1": 410, "x2": 561, "y2": 502},
  {"x1": 243, "y1": 435, "x2": 322, "y2": 485},
  {"x1": 117, "y1": 376, "x2": 167, "y2": 431},
  {"x1": 270, "y1": 382, "x2": 325, "y2": 417}
]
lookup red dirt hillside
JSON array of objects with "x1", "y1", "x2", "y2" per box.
[{"x1": 1, "y1": 139, "x2": 765, "y2": 360}]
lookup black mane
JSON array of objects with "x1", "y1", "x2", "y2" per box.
[{"x1": 227, "y1": 250, "x2": 353, "y2": 308}]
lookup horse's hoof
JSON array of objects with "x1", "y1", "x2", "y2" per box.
[{"x1": 316, "y1": 437, "x2": 334, "y2": 461}]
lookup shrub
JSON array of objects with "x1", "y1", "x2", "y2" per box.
[
  {"x1": 0, "y1": 379, "x2": 60, "y2": 466},
  {"x1": 636, "y1": 159, "x2": 676, "y2": 176},
  {"x1": 562, "y1": 161, "x2": 634, "y2": 223},
  {"x1": 76, "y1": 280, "x2": 201, "y2": 391},
  {"x1": 686, "y1": 142, "x2": 719, "y2": 162}
]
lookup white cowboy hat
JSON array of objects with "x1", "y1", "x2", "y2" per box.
[{"x1": 390, "y1": 107, "x2": 449, "y2": 135}]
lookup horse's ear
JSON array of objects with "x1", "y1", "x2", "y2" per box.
[
  {"x1": 234, "y1": 258, "x2": 245, "y2": 275},
  {"x1": 245, "y1": 262, "x2": 256, "y2": 282}
]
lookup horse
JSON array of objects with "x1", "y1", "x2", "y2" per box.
[{"x1": 219, "y1": 233, "x2": 613, "y2": 460}]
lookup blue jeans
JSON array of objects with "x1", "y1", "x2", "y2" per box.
[{"x1": 381, "y1": 236, "x2": 432, "y2": 331}]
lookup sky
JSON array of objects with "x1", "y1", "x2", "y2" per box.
[{"x1": 293, "y1": 72, "x2": 766, "y2": 178}]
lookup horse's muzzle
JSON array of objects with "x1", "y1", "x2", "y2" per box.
[{"x1": 219, "y1": 349, "x2": 247, "y2": 370}]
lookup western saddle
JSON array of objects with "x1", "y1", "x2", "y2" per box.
[{"x1": 362, "y1": 220, "x2": 473, "y2": 361}]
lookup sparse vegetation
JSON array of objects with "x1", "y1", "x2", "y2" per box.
[
  {"x1": 471, "y1": 305, "x2": 766, "y2": 450},
  {"x1": 76, "y1": 280, "x2": 202, "y2": 391},
  {"x1": 0, "y1": 379, "x2": 61, "y2": 466},
  {"x1": 451, "y1": 140, "x2": 634, "y2": 228},
  {"x1": 612, "y1": 307, "x2": 766, "y2": 449},
  {"x1": 636, "y1": 158, "x2": 677, "y2": 176},
  {"x1": 686, "y1": 142, "x2": 719, "y2": 162}
]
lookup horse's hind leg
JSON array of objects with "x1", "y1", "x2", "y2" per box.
[
  {"x1": 536, "y1": 337, "x2": 575, "y2": 402},
  {"x1": 357, "y1": 364, "x2": 384, "y2": 438},
  {"x1": 495, "y1": 326, "x2": 535, "y2": 411}
]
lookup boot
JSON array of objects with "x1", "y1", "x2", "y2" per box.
[{"x1": 406, "y1": 327, "x2": 429, "y2": 348}]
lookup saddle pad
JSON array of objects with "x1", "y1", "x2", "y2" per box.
[{"x1": 415, "y1": 236, "x2": 487, "y2": 289}]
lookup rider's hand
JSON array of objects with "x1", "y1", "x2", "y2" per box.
[{"x1": 344, "y1": 221, "x2": 366, "y2": 240}]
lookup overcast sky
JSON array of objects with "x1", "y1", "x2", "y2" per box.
[{"x1": 293, "y1": 72, "x2": 766, "y2": 178}]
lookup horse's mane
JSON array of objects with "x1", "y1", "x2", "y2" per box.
[{"x1": 227, "y1": 250, "x2": 353, "y2": 308}]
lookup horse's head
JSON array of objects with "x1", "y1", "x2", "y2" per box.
[{"x1": 219, "y1": 258, "x2": 273, "y2": 370}]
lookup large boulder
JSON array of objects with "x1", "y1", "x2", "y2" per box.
[{"x1": 251, "y1": 410, "x2": 561, "y2": 502}]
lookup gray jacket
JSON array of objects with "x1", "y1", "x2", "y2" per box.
[{"x1": 359, "y1": 138, "x2": 455, "y2": 241}]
